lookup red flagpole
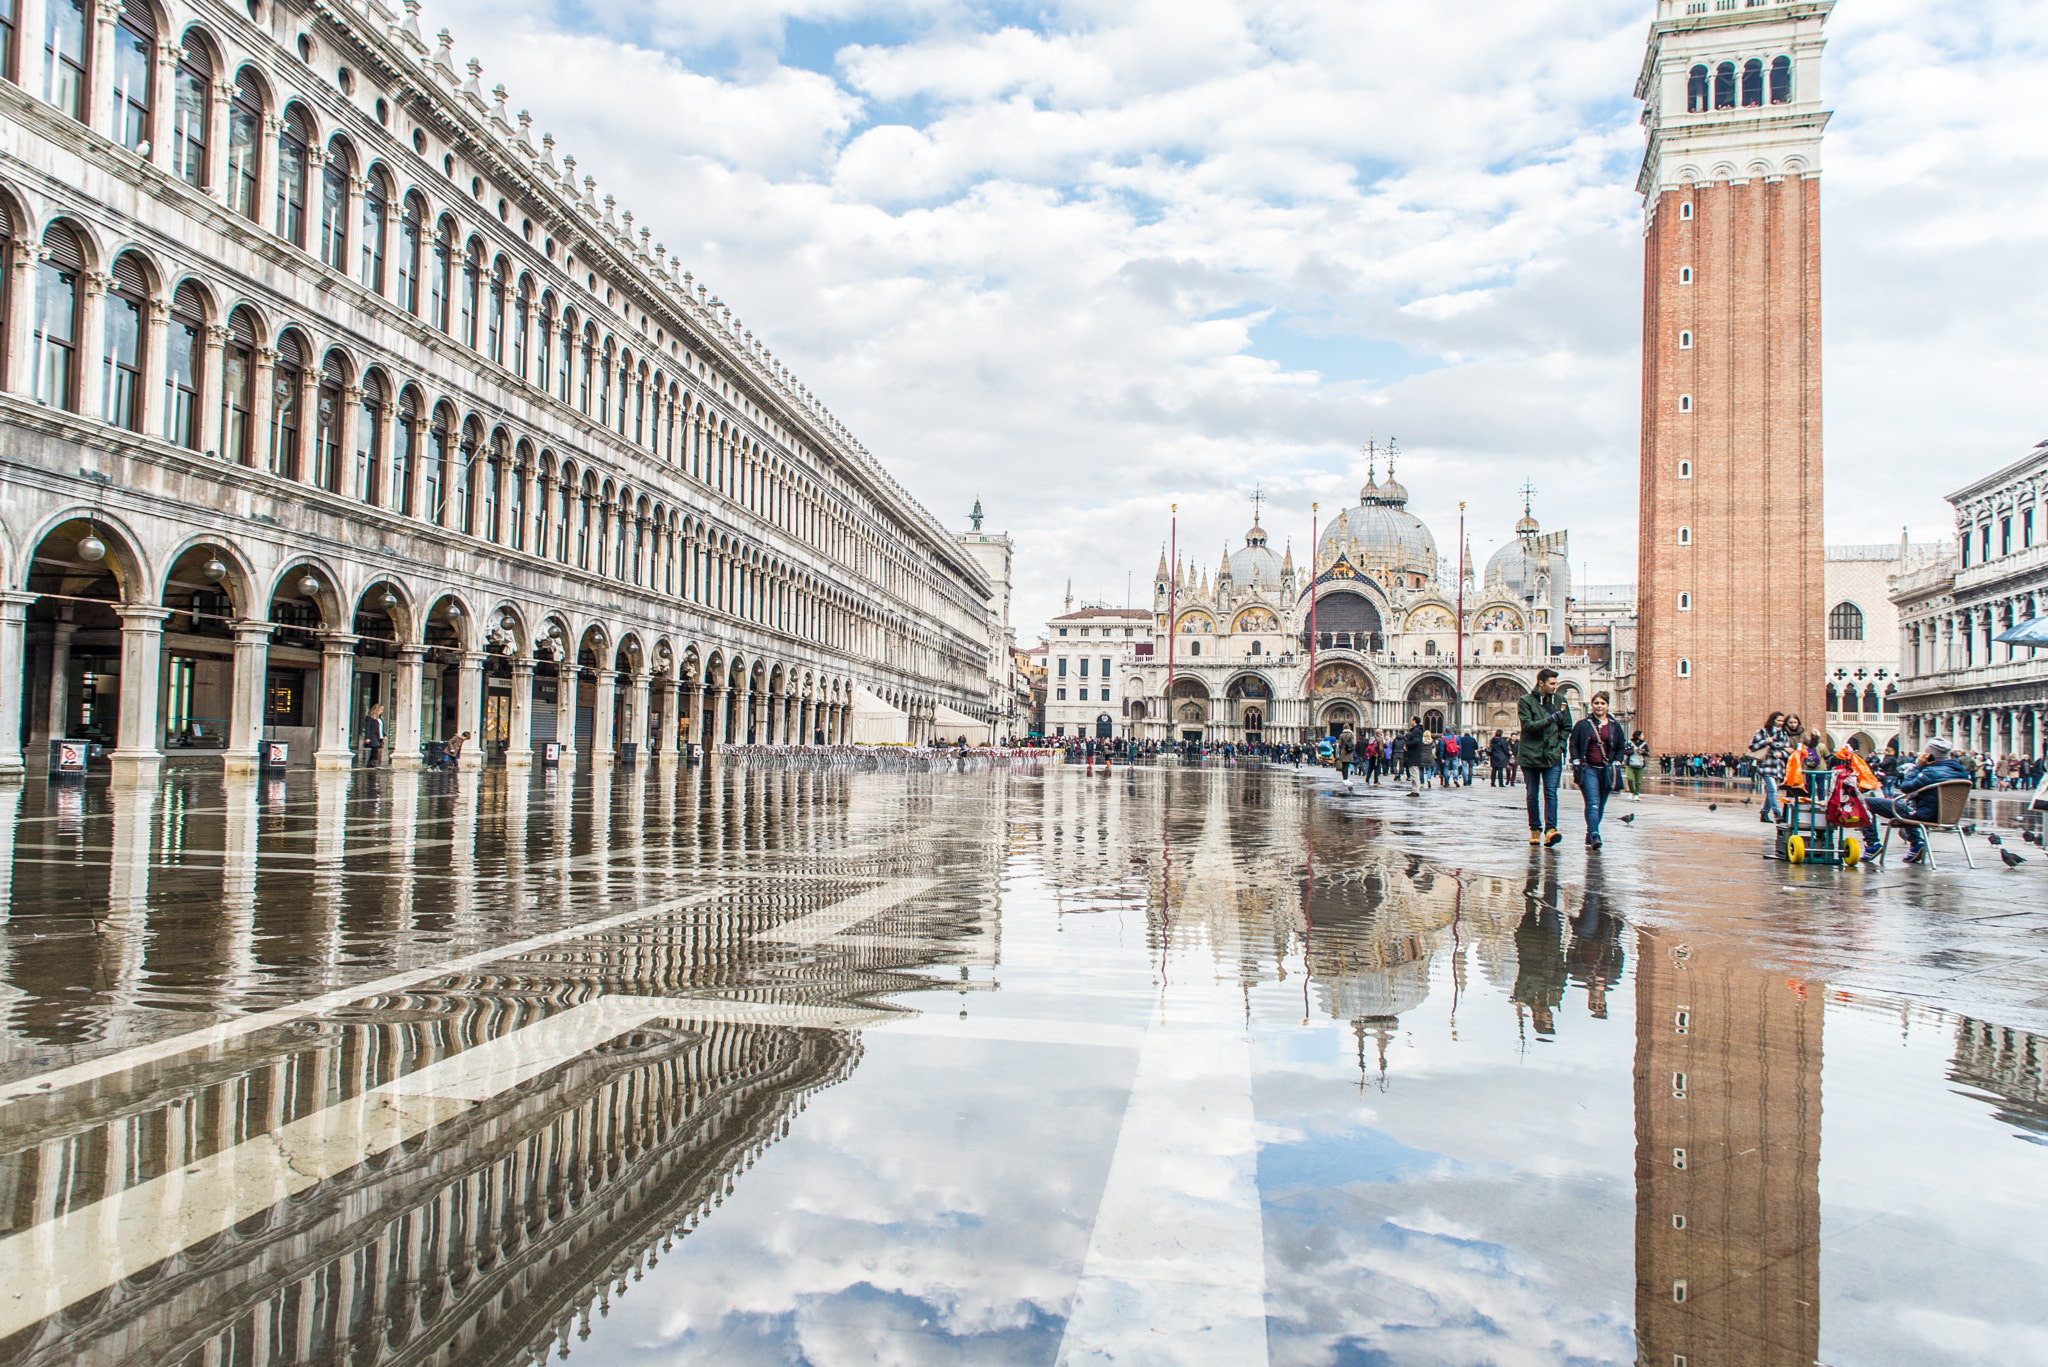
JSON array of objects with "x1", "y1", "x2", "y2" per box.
[
  {"x1": 1456, "y1": 501, "x2": 1466, "y2": 731},
  {"x1": 1166, "y1": 504, "x2": 1177, "y2": 740},
  {"x1": 1307, "y1": 502, "x2": 1318, "y2": 743}
]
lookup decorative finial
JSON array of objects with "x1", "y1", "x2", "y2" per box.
[
  {"x1": 970, "y1": 497, "x2": 984, "y2": 532},
  {"x1": 1250, "y1": 484, "x2": 1265, "y2": 525}
]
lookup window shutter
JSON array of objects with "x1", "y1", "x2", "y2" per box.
[
  {"x1": 111, "y1": 253, "x2": 150, "y2": 297},
  {"x1": 180, "y1": 38, "x2": 213, "y2": 80},
  {"x1": 41, "y1": 224, "x2": 85, "y2": 269},
  {"x1": 119, "y1": 0, "x2": 156, "y2": 38},
  {"x1": 227, "y1": 308, "x2": 258, "y2": 346},
  {"x1": 323, "y1": 351, "x2": 348, "y2": 386},
  {"x1": 275, "y1": 332, "x2": 303, "y2": 368},
  {"x1": 173, "y1": 281, "x2": 206, "y2": 320}
]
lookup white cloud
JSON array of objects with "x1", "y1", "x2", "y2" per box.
[{"x1": 416, "y1": 0, "x2": 2048, "y2": 638}]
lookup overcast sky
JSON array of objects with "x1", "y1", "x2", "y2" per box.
[{"x1": 424, "y1": 0, "x2": 2048, "y2": 640}]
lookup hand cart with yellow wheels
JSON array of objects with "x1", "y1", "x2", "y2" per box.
[{"x1": 1773, "y1": 766, "x2": 1867, "y2": 867}]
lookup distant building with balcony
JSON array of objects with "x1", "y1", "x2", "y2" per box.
[
  {"x1": 1890, "y1": 441, "x2": 2047, "y2": 763},
  {"x1": 1043, "y1": 597, "x2": 1154, "y2": 740},
  {"x1": 1822, "y1": 540, "x2": 1943, "y2": 750}
]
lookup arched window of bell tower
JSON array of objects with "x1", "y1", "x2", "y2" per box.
[
  {"x1": 1741, "y1": 59, "x2": 1764, "y2": 108},
  {"x1": 1687, "y1": 65, "x2": 1709, "y2": 113},
  {"x1": 1770, "y1": 56, "x2": 1791, "y2": 104},
  {"x1": 1714, "y1": 62, "x2": 1736, "y2": 110}
]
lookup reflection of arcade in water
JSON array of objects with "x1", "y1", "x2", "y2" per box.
[
  {"x1": 0, "y1": 764, "x2": 1010, "y2": 1367},
  {"x1": 0, "y1": 914, "x2": 871, "y2": 1367}
]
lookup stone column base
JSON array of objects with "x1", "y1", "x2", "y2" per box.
[
  {"x1": 391, "y1": 754, "x2": 425, "y2": 771},
  {"x1": 109, "y1": 752, "x2": 163, "y2": 785},
  {"x1": 505, "y1": 749, "x2": 534, "y2": 768},
  {"x1": 222, "y1": 753, "x2": 261, "y2": 776},
  {"x1": 313, "y1": 749, "x2": 356, "y2": 771},
  {"x1": 457, "y1": 752, "x2": 483, "y2": 772}
]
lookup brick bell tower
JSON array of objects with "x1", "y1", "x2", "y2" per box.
[{"x1": 1635, "y1": 1, "x2": 1831, "y2": 753}]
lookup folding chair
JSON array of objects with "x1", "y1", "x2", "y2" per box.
[{"x1": 1877, "y1": 780, "x2": 1976, "y2": 869}]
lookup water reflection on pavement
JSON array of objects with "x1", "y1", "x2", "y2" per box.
[{"x1": 0, "y1": 760, "x2": 2042, "y2": 1366}]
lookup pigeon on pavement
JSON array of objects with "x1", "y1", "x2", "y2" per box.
[
  {"x1": 1708, "y1": 803, "x2": 1718, "y2": 812},
  {"x1": 1620, "y1": 813, "x2": 1636, "y2": 824},
  {"x1": 1988, "y1": 834, "x2": 2002, "y2": 847},
  {"x1": 2001, "y1": 848, "x2": 2025, "y2": 868}
]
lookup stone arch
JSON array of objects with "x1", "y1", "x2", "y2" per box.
[
  {"x1": 41, "y1": 212, "x2": 106, "y2": 273},
  {"x1": 15, "y1": 506, "x2": 149, "y2": 600},
  {"x1": 1404, "y1": 673, "x2": 1457, "y2": 705},
  {"x1": 106, "y1": 242, "x2": 166, "y2": 297},
  {"x1": 159, "y1": 535, "x2": 258, "y2": 628},
  {"x1": 355, "y1": 577, "x2": 417, "y2": 645},
  {"x1": 267, "y1": 558, "x2": 346, "y2": 648},
  {"x1": 485, "y1": 601, "x2": 529, "y2": 656},
  {"x1": 420, "y1": 590, "x2": 475, "y2": 650}
]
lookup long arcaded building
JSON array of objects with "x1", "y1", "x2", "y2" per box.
[{"x1": 0, "y1": 0, "x2": 996, "y2": 779}]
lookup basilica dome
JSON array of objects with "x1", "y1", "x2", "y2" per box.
[
  {"x1": 1231, "y1": 521, "x2": 1284, "y2": 592},
  {"x1": 1316, "y1": 465, "x2": 1438, "y2": 581},
  {"x1": 1485, "y1": 514, "x2": 1572, "y2": 622}
]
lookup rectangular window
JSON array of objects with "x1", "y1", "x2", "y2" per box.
[
  {"x1": 1057, "y1": 658, "x2": 1067, "y2": 677},
  {"x1": 1982, "y1": 525, "x2": 1992, "y2": 564},
  {"x1": 221, "y1": 342, "x2": 252, "y2": 462},
  {"x1": 172, "y1": 63, "x2": 207, "y2": 187},
  {"x1": 2001, "y1": 517, "x2": 2012, "y2": 557},
  {"x1": 43, "y1": 0, "x2": 86, "y2": 120},
  {"x1": 33, "y1": 260, "x2": 77, "y2": 410},
  {"x1": 1078, "y1": 688, "x2": 1088, "y2": 701},
  {"x1": 164, "y1": 316, "x2": 199, "y2": 447},
  {"x1": 1055, "y1": 689, "x2": 1065, "y2": 701},
  {"x1": 1101, "y1": 657, "x2": 1111, "y2": 678},
  {"x1": 1079, "y1": 658, "x2": 1089, "y2": 677},
  {"x1": 354, "y1": 399, "x2": 380, "y2": 504},
  {"x1": 111, "y1": 19, "x2": 152, "y2": 152},
  {"x1": 102, "y1": 292, "x2": 142, "y2": 430},
  {"x1": 2026, "y1": 508, "x2": 2035, "y2": 548}
]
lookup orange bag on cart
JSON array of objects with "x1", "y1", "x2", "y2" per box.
[
  {"x1": 1837, "y1": 746, "x2": 1881, "y2": 792},
  {"x1": 1782, "y1": 749, "x2": 1805, "y2": 796}
]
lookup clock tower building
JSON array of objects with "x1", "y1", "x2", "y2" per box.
[{"x1": 1635, "y1": 0, "x2": 1832, "y2": 752}]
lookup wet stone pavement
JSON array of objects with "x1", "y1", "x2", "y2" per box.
[{"x1": 0, "y1": 759, "x2": 2043, "y2": 1367}]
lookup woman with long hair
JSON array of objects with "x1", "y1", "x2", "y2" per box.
[{"x1": 1748, "y1": 709, "x2": 1790, "y2": 823}]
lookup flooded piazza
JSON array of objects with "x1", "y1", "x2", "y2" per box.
[{"x1": 0, "y1": 758, "x2": 2042, "y2": 1367}]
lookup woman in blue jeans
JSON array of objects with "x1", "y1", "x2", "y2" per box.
[{"x1": 1570, "y1": 691, "x2": 1627, "y2": 849}]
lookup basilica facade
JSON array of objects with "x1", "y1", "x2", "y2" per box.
[
  {"x1": 0, "y1": 0, "x2": 997, "y2": 780},
  {"x1": 1121, "y1": 466, "x2": 1618, "y2": 745}
]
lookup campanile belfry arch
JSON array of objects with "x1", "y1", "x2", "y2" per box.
[{"x1": 1634, "y1": 1, "x2": 1832, "y2": 751}]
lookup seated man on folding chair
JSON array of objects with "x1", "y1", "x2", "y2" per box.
[{"x1": 1864, "y1": 736, "x2": 1971, "y2": 865}]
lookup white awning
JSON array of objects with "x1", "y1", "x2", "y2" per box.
[
  {"x1": 848, "y1": 685, "x2": 910, "y2": 745},
  {"x1": 932, "y1": 702, "x2": 991, "y2": 745}
]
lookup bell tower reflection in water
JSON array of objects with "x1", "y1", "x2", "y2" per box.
[{"x1": 1633, "y1": 929, "x2": 1822, "y2": 1366}]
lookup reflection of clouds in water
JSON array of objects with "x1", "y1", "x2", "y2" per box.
[
  {"x1": 583, "y1": 1035, "x2": 1131, "y2": 1363},
  {"x1": 1264, "y1": 1191, "x2": 1635, "y2": 1367}
]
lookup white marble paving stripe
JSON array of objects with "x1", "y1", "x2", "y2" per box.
[
  {"x1": 874, "y1": 1014, "x2": 1145, "y2": 1051},
  {"x1": 752, "y1": 877, "x2": 940, "y2": 946},
  {"x1": 0, "y1": 888, "x2": 724, "y2": 1105},
  {"x1": 1056, "y1": 1015, "x2": 1268, "y2": 1367},
  {"x1": 0, "y1": 993, "x2": 894, "y2": 1338}
]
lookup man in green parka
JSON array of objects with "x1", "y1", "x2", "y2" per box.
[{"x1": 1517, "y1": 667, "x2": 1571, "y2": 847}]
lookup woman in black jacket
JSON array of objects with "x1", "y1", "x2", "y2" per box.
[
  {"x1": 1569, "y1": 692, "x2": 1627, "y2": 848},
  {"x1": 1487, "y1": 730, "x2": 1514, "y2": 787}
]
